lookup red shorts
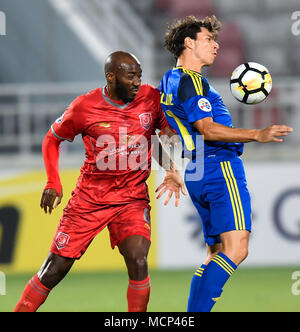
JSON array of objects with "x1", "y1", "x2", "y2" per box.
[{"x1": 49, "y1": 193, "x2": 151, "y2": 259}]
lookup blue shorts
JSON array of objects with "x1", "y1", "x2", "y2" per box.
[{"x1": 185, "y1": 156, "x2": 252, "y2": 246}]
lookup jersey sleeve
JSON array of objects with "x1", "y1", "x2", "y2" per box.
[
  {"x1": 177, "y1": 73, "x2": 212, "y2": 123},
  {"x1": 42, "y1": 129, "x2": 62, "y2": 195},
  {"x1": 51, "y1": 96, "x2": 85, "y2": 142}
]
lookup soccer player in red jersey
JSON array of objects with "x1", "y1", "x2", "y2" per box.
[{"x1": 14, "y1": 51, "x2": 186, "y2": 312}]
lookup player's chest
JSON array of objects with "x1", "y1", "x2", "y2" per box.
[{"x1": 84, "y1": 106, "x2": 156, "y2": 141}]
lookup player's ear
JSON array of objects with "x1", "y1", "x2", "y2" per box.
[
  {"x1": 184, "y1": 36, "x2": 195, "y2": 50},
  {"x1": 106, "y1": 72, "x2": 116, "y2": 85}
]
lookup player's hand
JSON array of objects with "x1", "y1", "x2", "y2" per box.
[
  {"x1": 155, "y1": 169, "x2": 187, "y2": 207},
  {"x1": 256, "y1": 125, "x2": 293, "y2": 143},
  {"x1": 40, "y1": 188, "x2": 63, "y2": 214}
]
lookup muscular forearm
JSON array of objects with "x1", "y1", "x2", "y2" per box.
[
  {"x1": 194, "y1": 120, "x2": 258, "y2": 143},
  {"x1": 42, "y1": 129, "x2": 62, "y2": 195},
  {"x1": 152, "y1": 133, "x2": 175, "y2": 171}
]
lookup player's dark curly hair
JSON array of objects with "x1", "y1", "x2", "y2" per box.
[{"x1": 164, "y1": 15, "x2": 222, "y2": 60}]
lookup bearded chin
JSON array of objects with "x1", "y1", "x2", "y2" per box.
[{"x1": 115, "y1": 78, "x2": 133, "y2": 103}]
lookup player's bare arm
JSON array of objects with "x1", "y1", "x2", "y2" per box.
[
  {"x1": 194, "y1": 117, "x2": 293, "y2": 143},
  {"x1": 152, "y1": 133, "x2": 187, "y2": 207}
]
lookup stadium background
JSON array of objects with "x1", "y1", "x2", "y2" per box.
[{"x1": 0, "y1": 0, "x2": 300, "y2": 311}]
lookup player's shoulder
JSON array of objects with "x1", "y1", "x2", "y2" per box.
[
  {"x1": 139, "y1": 84, "x2": 159, "y2": 95},
  {"x1": 139, "y1": 84, "x2": 160, "y2": 101},
  {"x1": 177, "y1": 67, "x2": 210, "y2": 102}
]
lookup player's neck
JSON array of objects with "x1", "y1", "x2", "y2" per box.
[
  {"x1": 176, "y1": 56, "x2": 204, "y2": 74},
  {"x1": 104, "y1": 86, "x2": 125, "y2": 105}
]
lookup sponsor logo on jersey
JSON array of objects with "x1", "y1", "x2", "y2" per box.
[
  {"x1": 139, "y1": 113, "x2": 152, "y2": 130},
  {"x1": 198, "y1": 98, "x2": 212, "y2": 112},
  {"x1": 98, "y1": 122, "x2": 111, "y2": 129}
]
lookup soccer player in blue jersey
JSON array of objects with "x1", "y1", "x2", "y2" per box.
[{"x1": 158, "y1": 15, "x2": 293, "y2": 312}]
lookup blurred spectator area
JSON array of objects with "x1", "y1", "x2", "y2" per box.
[
  {"x1": 0, "y1": 78, "x2": 299, "y2": 168},
  {"x1": 149, "y1": 0, "x2": 300, "y2": 79},
  {"x1": 0, "y1": 0, "x2": 300, "y2": 165}
]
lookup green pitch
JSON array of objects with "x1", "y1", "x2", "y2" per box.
[{"x1": 1, "y1": 266, "x2": 299, "y2": 312}]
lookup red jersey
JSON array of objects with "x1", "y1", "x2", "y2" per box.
[{"x1": 50, "y1": 85, "x2": 168, "y2": 204}]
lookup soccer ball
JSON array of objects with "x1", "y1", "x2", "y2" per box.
[{"x1": 230, "y1": 62, "x2": 272, "y2": 104}]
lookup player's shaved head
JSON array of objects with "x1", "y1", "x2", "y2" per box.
[
  {"x1": 104, "y1": 51, "x2": 142, "y2": 103},
  {"x1": 105, "y1": 51, "x2": 140, "y2": 75}
]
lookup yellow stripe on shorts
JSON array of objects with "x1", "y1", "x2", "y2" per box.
[
  {"x1": 226, "y1": 161, "x2": 246, "y2": 230},
  {"x1": 220, "y1": 161, "x2": 245, "y2": 230}
]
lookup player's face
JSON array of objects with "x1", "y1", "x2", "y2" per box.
[
  {"x1": 193, "y1": 28, "x2": 219, "y2": 67},
  {"x1": 115, "y1": 62, "x2": 142, "y2": 103}
]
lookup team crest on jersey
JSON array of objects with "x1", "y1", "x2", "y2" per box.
[
  {"x1": 198, "y1": 98, "x2": 212, "y2": 112},
  {"x1": 139, "y1": 113, "x2": 152, "y2": 130},
  {"x1": 55, "y1": 232, "x2": 70, "y2": 250}
]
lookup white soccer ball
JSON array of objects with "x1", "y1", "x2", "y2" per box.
[{"x1": 230, "y1": 62, "x2": 272, "y2": 104}]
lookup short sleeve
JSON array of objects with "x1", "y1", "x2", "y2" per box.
[
  {"x1": 178, "y1": 73, "x2": 212, "y2": 124},
  {"x1": 51, "y1": 96, "x2": 85, "y2": 142}
]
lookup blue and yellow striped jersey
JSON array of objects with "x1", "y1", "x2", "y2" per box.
[{"x1": 158, "y1": 66, "x2": 244, "y2": 159}]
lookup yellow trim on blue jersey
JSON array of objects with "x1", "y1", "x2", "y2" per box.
[
  {"x1": 212, "y1": 297, "x2": 220, "y2": 302},
  {"x1": 194, "y1": 272, "x2": 203, "y2": 277},
  {"x1": 194, "y1": 267, "x2": 204, "y2": 277},
  {"x1": 175, "y1": 66, "x2": 202, "y2": 77},
  {"x1": 181, "y1": 68, "x2": 203, "y2": 96},
  {"x1": 166, "y1": 110, "x2": 195, "y2": 151}
]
